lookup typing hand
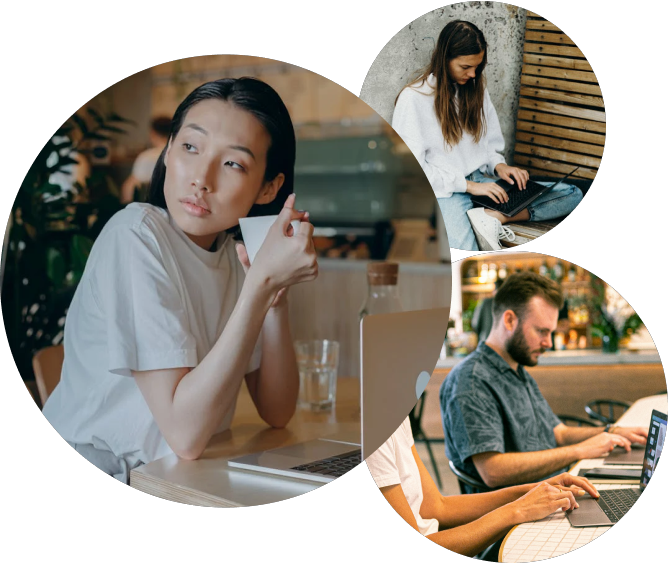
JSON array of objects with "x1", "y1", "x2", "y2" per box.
[
  {"x1": 576, "y1": 432, "x2": 632, "y2": 459},
  {"x1": 510, "y1": 481, "x2": 580, "y2": 524},
  {"x1": 612, "y1": 426, "x2": 648, "y2": 445},
  {"x1": 545, "y1": 472, "x2": 599, "y2": 499},
  {"x1": 466, "y1": 180, "x2": 509, "y2": 204},
  {"x1": 495, "y1": 163, "x2": 529, "y2": 190}
]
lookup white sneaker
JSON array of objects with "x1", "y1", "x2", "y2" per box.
[{"x1": 466, "y1": 208, "x2": 516, "y2": 250}]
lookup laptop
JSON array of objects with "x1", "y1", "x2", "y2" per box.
[
  {"x1": 470, "y1": 166, "x2": 580, "y2": 217},
  {"x1": 227, "y1": 307, "x2": 449, "y2": 483},
  {"x1": 602, "y1": 442, "x2": 646, "y2": 465},
  {"x1": 567, "y1": 409, "x2": 666, "y2": 527}
]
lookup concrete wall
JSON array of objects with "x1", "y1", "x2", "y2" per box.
[{"x1": 360, "y1": 2, "x2": 527, "y2": 163}]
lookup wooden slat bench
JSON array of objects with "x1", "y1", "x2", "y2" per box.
[{"x1": 501, "y1": 11, "x2": 604, "y2": 245}]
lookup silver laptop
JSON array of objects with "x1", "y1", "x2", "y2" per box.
[
  {"x1": 567, "y1": 409, "x2": 666, "y2": 527},
  {"x1": 227, "y1": 307, "x2": 449, "y2": 483}
]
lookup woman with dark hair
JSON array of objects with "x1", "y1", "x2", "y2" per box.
[
  {"x1": 43, "y1": 78, "x2": 318, "y2": 482},
  {"x1": 392, "y1": 21, "x2": 583, "y2": 250}
]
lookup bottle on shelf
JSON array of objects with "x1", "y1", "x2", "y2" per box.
[
  {"x1": 499, "y1": 263, "x2": 508, "y2": 281},
  {"x1": 359, "y1": 262, "x2": 403, "y2": 319}
]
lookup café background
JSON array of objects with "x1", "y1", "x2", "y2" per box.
[{"x1": 2, "y1": 55, "x2": 451, "y2": 390}]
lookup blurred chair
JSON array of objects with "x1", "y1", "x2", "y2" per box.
[
  {"x1": 24, "y1": 381, "x2": 37, "y2": 403},
  {"x1": 585, "y1": 399, "x2": 632, "y2": 425},
  {"x1": 32, "y1": 345, "x2": 64, "y2": 408},
  {"x1": 409, "y1": 392, "x2": 444, "y2": 488},
  {"x1": 557, "y1": 414, "x2": 601, "y2": 427},
  {"x1": 448, "y1": 460, "x2": 493, "y2": 494}
]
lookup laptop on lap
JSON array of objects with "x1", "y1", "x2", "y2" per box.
[
  {"x1": 470, "y1": 167, "x2": 580, "y2": 217},
  {"x1": 227, "y1": 308, "x2": 448, "y2": 483},
  {"x1": 567, "y1": 409, "x2": 666, "y2": 527}
]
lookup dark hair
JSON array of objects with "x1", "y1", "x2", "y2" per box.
[
  {"x1": 146, "y1": 77, "x2": 295, "y2": 229},
  {"x1": 398, "y1": 20, "x2": 487, "y2": 146},
  {"x1": 150, "y1": 116, "x2": 172, "y2": 138},
  {"x1": 492, "y1": 271, "x2": 563, "y2": 323}
]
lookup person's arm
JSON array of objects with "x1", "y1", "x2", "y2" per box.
[
  {"x1": 413, "y1": 445, "x2": 532, "y2": 527},
  {"x1": 244, "y1": 298, "x2": 299, "y2": 428},
  {"x1": 392, "y1": 88, "x2": 467, "y2": 198},
  {"x1": 554, "y1": 423, "x2": 647, "y2": 447},
  {"x1": 133, "y1": 197, "x2": 317, "y2": 459},
  {"x1": 472, "y1": 428, "x2": 634, "y2": 488},
  {"x1": 482, "y1": 89, "x2": 506, "y2": 176}
]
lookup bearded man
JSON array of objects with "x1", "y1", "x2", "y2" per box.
[{"x1": 440, "y1": 271, "x2": 647, "y2": 493}]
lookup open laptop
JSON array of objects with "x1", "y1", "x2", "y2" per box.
[
  {"x1": 567, "y1": 409, "x2": 666, "y2": 527},
  {"x1": 227, "y1": 307, "x2": 448, "y2": 483},
  {"x1": 470, "y1": 166, "x2": 580, "y2": 217}
]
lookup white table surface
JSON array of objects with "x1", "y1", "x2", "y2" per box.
[{"x1": 500, "y1": 394, "x2": 667, "y2": 562}]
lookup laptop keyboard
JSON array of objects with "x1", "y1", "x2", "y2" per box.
[
  {"x1": 491, "y1": 179, "x2": 549, "y2": 215},
  {"x1": 596, "y1": 488, "x2": 641, "y2": 523},
  {"x1": 291, "y1": 450, "x2": 361, "y2": 478}
]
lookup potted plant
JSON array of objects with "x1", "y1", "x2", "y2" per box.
[{"x1": 1, "y1": 108, "x2": 132, "y2": 381}]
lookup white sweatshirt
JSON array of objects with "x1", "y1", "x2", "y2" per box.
[{"x1": 392, "y1": 74, "x2": 506, "y2": 198}]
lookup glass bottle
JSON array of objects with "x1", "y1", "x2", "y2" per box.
[{"x1": 359, "y1": 262, "x2": 403, "y2": 319}]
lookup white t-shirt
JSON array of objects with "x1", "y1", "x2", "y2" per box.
[
  {"x1": 43, "y1": 203, "x2": 261, "y2": 465},
  {"x1": 366, "y1": 418, "x2": 439, "y2": 536},
  {"x1": 131, "y1": 147, "x2": 163, "y2": 183},
  {"x1": 392, "y1": 74, "x2": 506, "y2": 198}
]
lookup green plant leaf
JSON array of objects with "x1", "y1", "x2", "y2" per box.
[
  {"x1": 84, "y1": 131, "x2": 111, "y2": 141},
  {"x1": 99, "y1": 124, "x2": 129, "y2": 134},
  {"x1": 70, "y1": 234, "x2": 94, "y2": 276},
  {"x1": 86, "y1": 107, "x2": 104, "y2": 125},
  {"x1": 105, "y1": 176, "x2": 120, "y2": 198},
  {"x1": 36, "y1": 182, "x2": 64, "y2": 196},
  {"x1": 46, "y1": 246, "x2": 66, "y2": 288},
  {"x1": 106, "y1": 111, "x2": 136, "y2": 125},
  {"x1": 71, "y1": 113, "x2": 89, "y2": 135}
]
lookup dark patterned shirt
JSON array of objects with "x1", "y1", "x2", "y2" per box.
[{"x1": 440, "y1": 343, "x2": 562, "y2": 486}]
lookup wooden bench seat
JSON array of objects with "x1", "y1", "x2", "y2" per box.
[{"x1": 490, "y1": 12, "x2": 603, "y2": 248}]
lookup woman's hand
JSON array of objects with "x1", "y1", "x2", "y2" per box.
[
  {"x1": 495, "y1": 163, "x2": 529, "y2": 190},
  {"x1": 509, "y1": 481, "x2": 580, "y2": 525},
  {"x1": 544, "y1": 473, "x2": 599, "y2": 499},
  {"x1": 243, "y1": 193, "x2": 318, "y2": 301},
  {"x1": 236, "y1": 244, "x2": 289, "y2": 308},
  {"x1": 466, "y1": 180, "x2": 509, "y2": 204}
]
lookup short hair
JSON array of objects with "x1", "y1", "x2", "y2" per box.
[
  {"x1": 150, "y1": 116, "x2": 172, "y2": 138},
  {"x1": 492, "y1": 271, "x2": 563, "y2": 322}
]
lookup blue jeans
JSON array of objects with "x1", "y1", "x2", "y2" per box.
[{"x1": 437, "y1": 169, "x2": 583, "y2": 251}]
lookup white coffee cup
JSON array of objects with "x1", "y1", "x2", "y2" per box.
[{"x1": 238, "y1": 215, "x2": 302, "y2": 264}]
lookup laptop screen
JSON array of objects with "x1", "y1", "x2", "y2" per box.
[{"x1": 640, "y1": 409, "x2": 667, "y2": 491}]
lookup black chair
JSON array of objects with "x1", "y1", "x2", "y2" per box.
[
  {"x1": 557, "y1": 414, "x2": 602, "y2": 427},
  {"x1": 448, "y1": 460, "x2": 493, "y2": 494},
  {"x1": 585, "y1": 400, "x2": 632, "y2": 425},
  {"x1": 409, "y1": 392, "x2": 444, "y2": 488}
]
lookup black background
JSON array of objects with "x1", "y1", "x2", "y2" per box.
[{"x1": 2, "y1": 2, "x2": 668, "y2": 560}]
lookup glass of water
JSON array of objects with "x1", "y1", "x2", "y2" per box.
[{"x1": 294, "y1": 340, "x2": 340, "y2": 412}]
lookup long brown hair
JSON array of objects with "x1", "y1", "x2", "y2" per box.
[{"x1": 398, "y1": 20, "x2": 488, "y2": 147}]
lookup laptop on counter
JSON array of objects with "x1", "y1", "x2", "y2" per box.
[
  {"x1": 471, "y1": 166, "x2": 580, "y2": 217},
  {"x1": 227, "y1": 307, "x2": 448, "y2": 483},
  {"x1": 567, "y1": 409, "x2": 666, "y2": 527}
]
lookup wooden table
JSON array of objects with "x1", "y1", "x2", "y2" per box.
[
  {"x1": 130, "y1": 377, "x2": 360, "y2": 507},
  {"x1": 499, "y1": 394, "x2": 668, "y2": 562}
]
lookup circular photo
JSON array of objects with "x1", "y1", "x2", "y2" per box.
[
  {"x1": 367, "y1": 250, "x2": 666, "y2": 560},
  {"x1": 1, "y1": 54, "x2": 452, "y2": 505},
  {"x1": 360, "y1": 3, "x2": 605, "y2": 251}
]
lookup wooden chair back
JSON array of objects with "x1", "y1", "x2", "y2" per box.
[
  {"x1": 514, "y1": 11, "x2": 605, "y2": 182},
  {"x1": 32, "y1": 345, "x2": 64, "y2": 408}
]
